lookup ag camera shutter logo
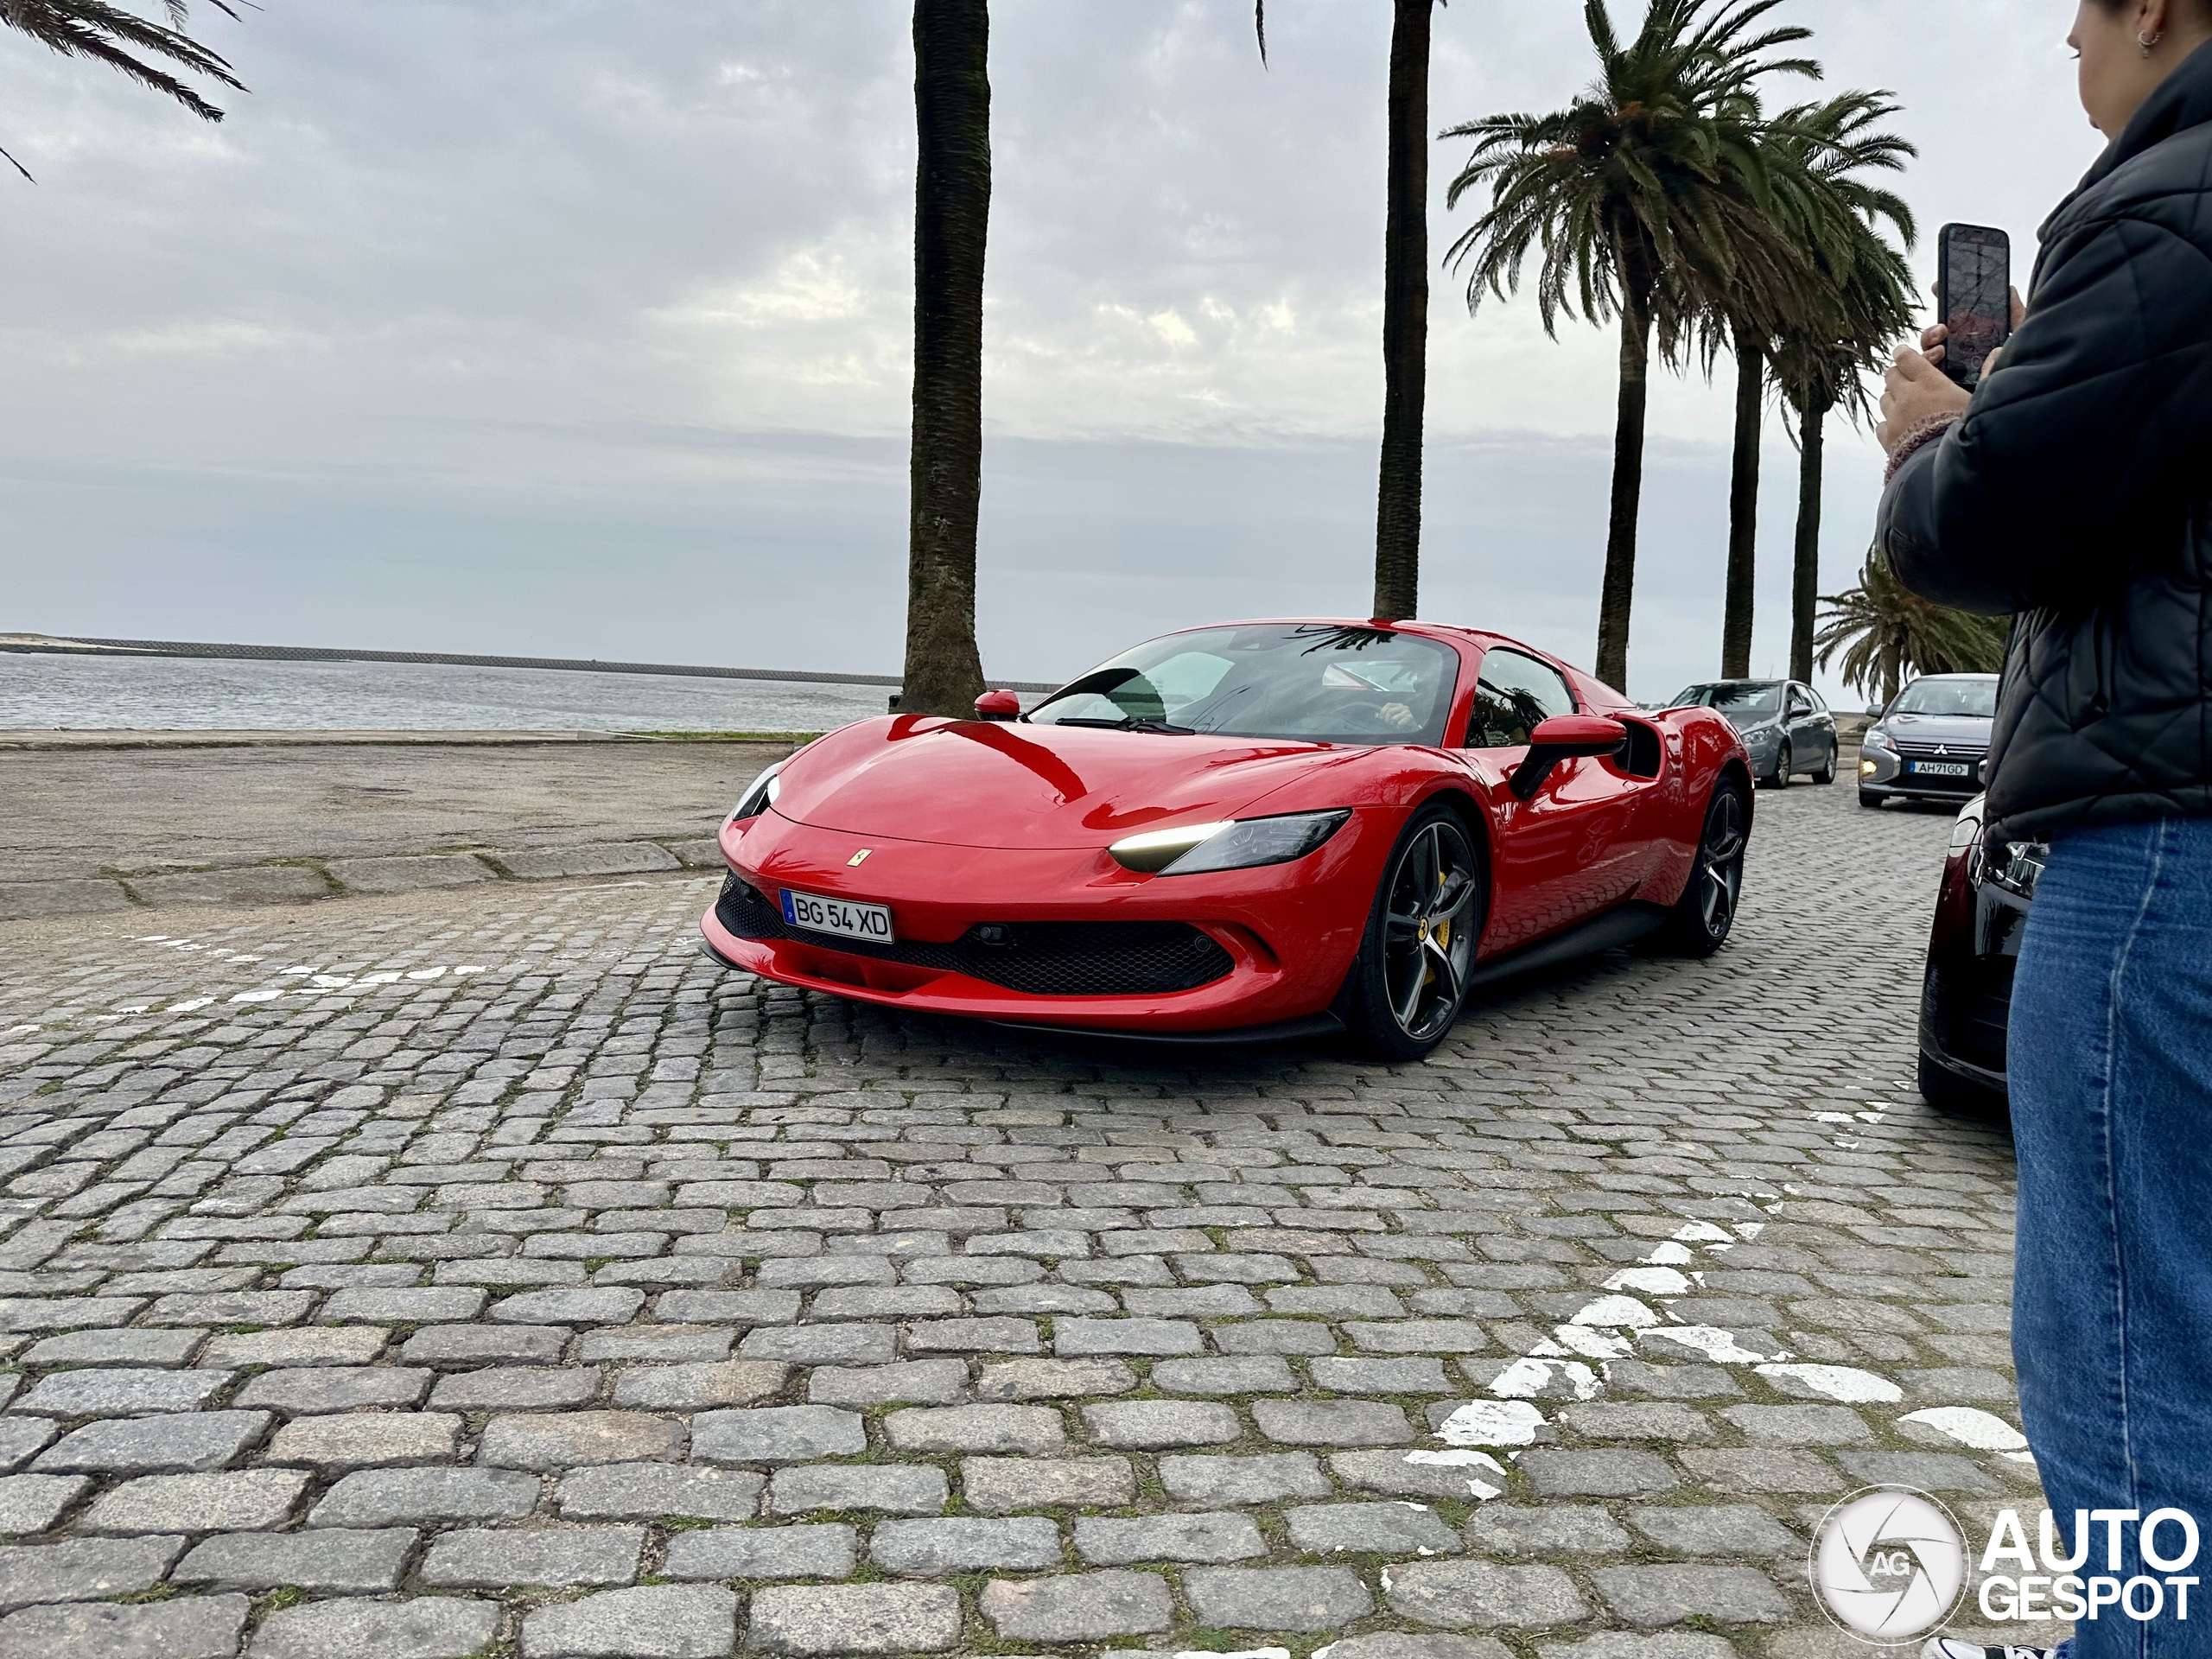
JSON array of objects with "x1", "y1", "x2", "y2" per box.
[{"x1": 1811, "y1": 1485, "x2": 1969, "y2": 1641}]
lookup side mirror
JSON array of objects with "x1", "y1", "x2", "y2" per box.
[
  {"x1": 974, "y1": 689, "x2": 1022, "y2": 721},
  {"x1": 1509, "y1": 715, "x2": 1627, "y2": 800}
]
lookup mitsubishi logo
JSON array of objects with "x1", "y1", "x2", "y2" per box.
[{"x1": 1935, "y1": 746, "x2": 1949, "y2": 756}]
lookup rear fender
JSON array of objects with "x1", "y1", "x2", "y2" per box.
[
  {"x1": 1720, "y1": 758, "x2": 1755, "y2": 829},
  {"x1": 1643, "y1": 709, "x2": 1753, "y2": 907}
]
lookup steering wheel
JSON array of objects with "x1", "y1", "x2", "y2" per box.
[{"x1": 1333, "y1": 697, "x2": 1400, "y2": 732}]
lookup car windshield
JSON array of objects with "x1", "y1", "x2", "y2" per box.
[
  {"x1": 1671, "y1": 682, "x2": 1781, "y2": 716},
  {"x1": 1890, "y1": 678, "x2": 1998, "y2": 718},
  {"x1": 1030, "y1": 624, "x2": 1459, "y2": 747}
]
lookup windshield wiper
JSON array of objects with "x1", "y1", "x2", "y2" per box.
[{"x1": 1049, "y1": 716, "x2": 1198, "y2": 734}]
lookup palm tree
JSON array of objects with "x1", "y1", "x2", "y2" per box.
[
  {"x1": 1702, "y1": 204, "x2": 1808, "y2": 682},
  {"x1": 1256, "y1": 1, "x2": 1442, "y2": 622},
  {"x1": 1441, "y1": 0, "x2": 1816, "y2": 691},
  {"x1": 1700, "y1": 128, "x2": 1824, "y2": 681},
  {"x1": 902, "y1": 0, "x2": 991, "y2": 717},
  {"x1": 1815, "y1": 550, "x2": 2008, "y2": 708},
  {"x1": 1766, "y1": 92, "x2": 1917, "y2": 683},
  {"x1": 1707, "y1": 92, "x2": 1915, "y2": 679},
  {"x1": 1, "y1": 0, "x2": 242, "y2": 178},
  {"x1": 1715, "y1": 320, "x2": 1775, "y2": 678}
]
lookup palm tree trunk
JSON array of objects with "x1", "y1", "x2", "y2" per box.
[
  {"x1": 903, "y1": 0, "x2": 991, "y2": 717},
  {"x1": 1788, "y1": 392, "x2": 1826, "y2": 683},
  {"x1": 1720, "y1": 319, "x2": 1761, "y2": 678},
  {"x1": 1595, "y1": 294, "x2": 1651, "y2": 691},
  {"x1": 1372, "y1": 0, "x2": 1430, "y2": 624}
]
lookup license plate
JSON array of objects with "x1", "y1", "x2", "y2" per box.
[
  {"x1": 1909, "y1": 760, "x2": 1973, "y2": 778},
  {"x1": 779, "y1": 888, "x2": 894, "y2": 944}
]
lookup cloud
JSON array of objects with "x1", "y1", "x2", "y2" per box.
[{"x1": 0, "y1": 0, "x2": 2102, "y2": 703}]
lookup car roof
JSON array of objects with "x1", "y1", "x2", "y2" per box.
[{"x1": 1906, "y1": 672, "x2": 1999, "y2": 680}]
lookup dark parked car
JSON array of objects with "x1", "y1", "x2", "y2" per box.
[
  {"x1": 1919, "y1": 791, "x2": 2046, "y2": 1112},
  {"x1": 1859, "y1": 673, "x2": 1999, "y2": 808},
  {"x1": 1668, "y1": 679, "x2": 1837, "y2": 788}
]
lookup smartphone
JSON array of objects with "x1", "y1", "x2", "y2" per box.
[{"x1": 1936, "y1": 223, "x2": 2012, "y2": 388}]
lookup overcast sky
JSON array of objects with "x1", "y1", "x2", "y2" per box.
[{"x1": 0, "y1": 0, "x2": 2104, "y2": 703}]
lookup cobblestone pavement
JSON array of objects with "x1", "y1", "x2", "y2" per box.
[{"x1": 0, "y1": 781, "x2": 2041, "y2": 1658}]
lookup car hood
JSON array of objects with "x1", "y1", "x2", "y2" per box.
[
  {"x1": 1883, "y1": 713, "x2": 1993, "y2": 747},
  {"x1": 1722, "y1": 711, "x2": 1779, "y2": 736},
  {"x1": 768, "y1": 715, "x2": 1369, "y2": 850}
]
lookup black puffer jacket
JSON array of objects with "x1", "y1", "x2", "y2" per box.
[{"x1": 1877, "y1": 39, "x2": 2212, "y2": 845}]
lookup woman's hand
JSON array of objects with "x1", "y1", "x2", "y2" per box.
[{"x1": 1878, "y1": 347, "x2": 1972, "y2": 454}]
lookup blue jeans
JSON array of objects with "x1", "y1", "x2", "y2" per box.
[{"x1": 2011, "y1": 815, "x2": 2212, "y2": 1658}]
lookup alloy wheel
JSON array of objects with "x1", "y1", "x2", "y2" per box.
[
  {"x1": 1381, "y1": 817, "x2": 1479, "y2": 1041},
  {"x1": 1694, "y1": 788, "x2": 1746, "y2": 940}
]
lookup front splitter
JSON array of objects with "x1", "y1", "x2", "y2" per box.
[{"x1": 700, "y1": 937, "x2": 1341, "y2": 1047}]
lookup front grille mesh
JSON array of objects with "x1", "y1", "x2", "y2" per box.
[
  {"x1": 1893, "y1": 741, "x2": 1986, "y2": 761},
  {"x1": 715, "y1": 875, "x2": 1234, "y2": 997}
]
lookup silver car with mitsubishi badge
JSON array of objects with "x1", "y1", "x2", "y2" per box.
[{"x1": 1858, "y1": 674, "x2": 1999, "y2": 808}]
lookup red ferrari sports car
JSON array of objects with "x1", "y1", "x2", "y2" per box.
[{"x1": 701, "y1": 620, "x2": 1751, "y2": 1058}]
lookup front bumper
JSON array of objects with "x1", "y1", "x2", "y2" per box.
[
  {"x1": 696, "y1": 807, "x2": 1386, "y2": 1033},
  {"x1": 1859, "y1": 745, "x2": 1985, "y2": 801}
]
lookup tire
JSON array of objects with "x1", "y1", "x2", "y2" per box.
[
  {"x1": 1653, "y1": 779, "x2": 1747, "y2": 957},
  {"x1": 1918, "y1": 1052, "x2": 2008, "y2": 1118},
  {"x1": 1758, "y1": 741, "x2": 1791, "y2": 789},
  {"x1": 1338, "y1": 804, "x2": 1484, "y2": 1062},
  {"x1": 1859, "y1": 789, "x2": 1883, "y2": 810},
  {"x1": 1811, "y1": 743, "x2": 1836, "y2": 785}
]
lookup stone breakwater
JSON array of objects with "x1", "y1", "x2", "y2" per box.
[{"x1": 0, "y1": 736, "x2": 790, "y2": 922}]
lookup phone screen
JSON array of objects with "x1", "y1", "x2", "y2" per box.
[{"x1": 1940, "y1": 224, "x2": 2011, "y2": 388}]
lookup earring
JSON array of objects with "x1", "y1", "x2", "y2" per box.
[{"x1": 2139, "y1": 27, "x2": 2165, "y2": 54}]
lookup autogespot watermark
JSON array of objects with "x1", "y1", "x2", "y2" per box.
[
  {"x1": 1974, "y1": 1505, "x2": 2201, "y2": 1627},
  {"x1": 1809, "y1": 1486, "x2": 2203, "y2": 1643},
  {"x1": 1812, "y1": 1486, "x2": 1969, "y2": 1641}
]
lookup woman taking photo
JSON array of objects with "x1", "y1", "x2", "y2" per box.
[{"x1": 1877, "y1": 3, "x2": 2212, "y2": 1656}]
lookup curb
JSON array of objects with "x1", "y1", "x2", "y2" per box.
[{"x1": 0, "y1": 837, "x2": 728, "y2": 921}]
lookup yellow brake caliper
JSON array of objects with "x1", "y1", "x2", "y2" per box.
[{"x1": 1421, "y1": 868, "x2": 1450, "y2": 985}]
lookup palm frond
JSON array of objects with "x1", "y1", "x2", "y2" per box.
[
  {"x1": 1442, "y1": 0, "x2": 1842, "y2": 356},
  {"x1": 2, "y1": 0, "x2": 245, "y2": 137},
  {"x1": 1815, "y1": 550, "x2": 2007, "y2": 702}
]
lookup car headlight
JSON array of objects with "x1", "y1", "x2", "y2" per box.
[
  {"x1": 728, "y1": 764, "x2": 783, "y2": 824},
  {"x1": 1863, "y1": 727, "x2": 1895, "y2": 751},
  {"x1": 1109, "y1": 810, "x2": 1351, "y2": 876}
]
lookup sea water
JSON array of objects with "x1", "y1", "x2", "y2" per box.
[{"x1": 0, "y1": 652, "x2": 897, "y2": 734}]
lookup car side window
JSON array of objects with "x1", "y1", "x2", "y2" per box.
[
  {"x1": 1786, "y1": 687, "x2": 1813, "y2": 719},
  {"x1": 1466, "y1": 649, "x2": 1576, "y2": 747},
  {"x1": 1808, "y1": 688, "x2": 1828, "y2": 714}
]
